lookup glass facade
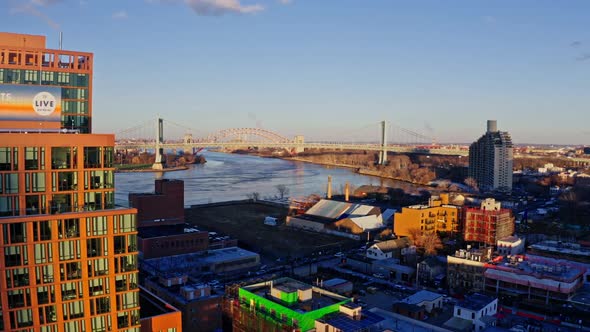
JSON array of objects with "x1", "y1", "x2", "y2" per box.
[
  {"x1": 0, "y1": 69, "x2": 91, "y2": 133},
  {"x1": 0, "y1": 138, "x2": 139, "y2": 330}
]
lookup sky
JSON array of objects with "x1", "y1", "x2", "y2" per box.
[{"x1": 1, "y1": 0, "x2": 589, "y2": 145}]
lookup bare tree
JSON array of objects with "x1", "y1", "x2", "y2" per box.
[
  {"x1": 422, "y1": 232, "x2": 443, "y2": 256},
  {"x1": 246, "y1": 192, "x2": 260, "y2": 201},
  {"x1": 464, "y1": 177, "x2": 479, "y2": 192},
  {"x1": 275, "y1": 184, "x2": 290, "y2": 199}
]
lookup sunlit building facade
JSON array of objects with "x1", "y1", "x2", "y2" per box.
[{"x1": 0, "y1": 32, "x2": 140, "y2": 331}]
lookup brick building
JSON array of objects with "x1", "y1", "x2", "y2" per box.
[
  {"x1": 463, "y1": 198, "x2": 514, "y2": 246},
  {"x1": 129, "y1": 179, "x2": 184, "y2": 227}
]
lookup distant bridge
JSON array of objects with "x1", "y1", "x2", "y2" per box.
[{"x1": 114, "y1": 118, "x2": 469, "y2": 169}]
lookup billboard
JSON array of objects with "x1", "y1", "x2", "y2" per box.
[{"x1": 0, "y1": 84, "x2": 62, "y2": 130}]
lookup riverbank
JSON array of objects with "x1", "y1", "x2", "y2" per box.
[
  {"x1": 115, "y1": 165, "x2": 189, "y2": 173},
  {"x1": 283, "y1": 156, "x2": 434, "y2": 188}
]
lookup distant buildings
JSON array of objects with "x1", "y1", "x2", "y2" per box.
[
  {"x1": 399, "y1": 290, "x2": 444, "y2": 313},
  {"x1": 463, "y1": 198, "x2": 515, "y2": 246},
  {"x1": 393, "y1": 194, "x2": 462, "y2": 237},
  {"x1": 468, "y1": 120, "x2": 513, "y2": 192}
]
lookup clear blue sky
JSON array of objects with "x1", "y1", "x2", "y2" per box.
[{"x1": 2, "y1": 0, "x2": 589, "y2": 144}]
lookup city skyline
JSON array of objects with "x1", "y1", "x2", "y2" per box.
[{"x1": 2, "y1": 0, "x2": 589, "y2": 144}]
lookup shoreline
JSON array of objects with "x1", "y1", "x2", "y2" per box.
[
  {"x1": 115, "y1": 165, "x2": 190, "y2": 173},
  {"x1": 283, "y1": 156, "x2": 434, "y2": 188}
]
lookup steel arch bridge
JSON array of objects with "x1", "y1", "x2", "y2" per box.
[{"x1": 206, "y1": 128, "x2": 291, "y2": 143}]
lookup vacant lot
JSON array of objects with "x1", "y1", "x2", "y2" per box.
[{"x1": 186, "y1": 202, "x2": 357, "y2": 259}]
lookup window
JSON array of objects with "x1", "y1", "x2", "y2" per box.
[
  {"x1": 35, "y1": 265, "x2": 55, "y2": 284},
  {"x1": 3, "y1": 173, "x2": 19, "y2": 193},
  {"x1": 37, "y1": 286, "x2": 56, "y2": 305},
  {"x1": 84, "y1": 147, "x2": 101, "y2": 168},
  {"x1": 87, "y1": 216, "x2": 107, "y2": 236},
  {"x1": 34, "y1": 221, "x2": 52, "y2": 241},
  {"x1": 58, "y1": 240, "x2": 80, "y2": 261},
  {"x1": 26, "y1": 172, "x2": 46, "y2": 192},
  {"x1": 51, "y1": 147, "x2": 72, "y2": 169},
  {"x1": 34, "y1": 243, "x2": 53, "y2": 264}
]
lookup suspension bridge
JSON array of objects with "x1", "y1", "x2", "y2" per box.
[{"x1": 114, "y1": 118, "x2": 469, "y2": 169}]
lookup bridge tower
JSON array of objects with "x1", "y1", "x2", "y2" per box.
[
  {"x1": 183, "y1": 133, "x2": 194, "y2": 154},
  {"x1": 294, "y1": 135, "x2": 305, "y2": 154},
  {"x1": 152, "y1": 117, "x2": 166, "y2": 170},
  {"x1": 378, "y1": 120, "x2": 387, "y2": 165}
]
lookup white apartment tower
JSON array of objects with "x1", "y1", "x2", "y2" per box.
[{"x1": 468, "y1": 120, "x2": 513, "y2": 191}]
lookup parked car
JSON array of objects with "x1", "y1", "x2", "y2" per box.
[
  {"x1": 334, "y1": 252, "x2": 344, "y2": 258},
  {"x1": 373, "y1": 273, "x2": 385, "y2": 279}
]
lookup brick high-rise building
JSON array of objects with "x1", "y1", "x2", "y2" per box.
[
  {"x1": 463, "y1": 199, "x2": 514, "y2": 246},
  {"x1": 0, "y1": 32, "x2": 140, "y2": 331},
  {"x1": 468, "y1": 120, "x2": 513, "y2": 192}
]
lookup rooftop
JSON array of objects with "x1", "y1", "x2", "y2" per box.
[
  {"x1": 402, "y1": 290, "x2": 443, "y2": 305},
  {"x1": 319, "y1": 310, "x2": 385, "y2": 332},
  {"x1": 139, "y1": 286, "x2": 180, "y2": 319},
  {"x1": 457, "y1": 293, "x2": 496, "y2": 312},
  {"x1": 305, "y1": 199, "x2": 378, "y2": 220},
  {"x1": 138, "y1": 223, "x2": 204, "y2": 239},
  {"x1": 143, "y1": 247, "x2": 259, "y2": 274},
  {"x1": 529, "y1": 240, "x2": 590, "y2": 258},
  {"x1": 242, "y1": 278, "x2": 348, "y2": 313},
  {"x1": 498, "y1": 235, "x2": 521, "y2": 244},
  {"x1": 486, "y1": 255, "x2": 584, "y2": 282}
]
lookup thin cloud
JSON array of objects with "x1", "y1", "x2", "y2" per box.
[
  {"x1": 185, "y1": 0, "x2": 264, "y2": 15},
  {"x1": 570, "y1": 41, "x2": 582, "y2": 47},
  {"x1": 10, "y1": 2, "x2": 60, "y2": 30},
  {"x1": 482, "y1": 15, "x2": 497, "y2": 24},
  {"x1": 32, "y1": 0, "x2": 63, "y2": 5},
  {"x1": 112, "y1": 10, "x2": 128, "y2": 20},
  {"x1": 576, "y1": 53, "x2": 590, "y2": 62},
  {"x1": 278, "y1": 0, "x2": 292, "y2": 4}
]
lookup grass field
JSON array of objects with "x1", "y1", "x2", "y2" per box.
[{"x1": 185, "y1": 202, "x2": 357, "y2": 259}]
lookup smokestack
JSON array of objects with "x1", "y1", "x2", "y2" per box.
[
  {"x1": 345, "y1": 182, "x2": 350, "y2": 202},
  {"x1": 59, "y1": 32, "x2": 63, "y2": 50},
  {"x1": 327, "y1": 176, "x2": 332, "y2": 199},
  {"x1": 487, "y1": 120, "x2": 497, "y2": 133}
]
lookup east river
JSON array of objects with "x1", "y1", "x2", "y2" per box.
[{"x1": 115, "y1": 151, "x2": 429, "y2": 206}]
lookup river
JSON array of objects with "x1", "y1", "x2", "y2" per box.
[{"x1": 115, "y1": 151, "x2": 429, "y2": 206}]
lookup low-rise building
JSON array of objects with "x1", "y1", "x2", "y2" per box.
[
  {"x1": 496, "y1": 236, "x2": 525, "y2": 256},
  {"x1": 315, "y1": 302, "x2": 385, "y2": 332},
  {"x1": 417, "y1": 256, "x2": 446, "y2": 288},
  {"x1": 231, "y1": 277, "x2": 352, "y2": 331},
  {"x1": 366, "y1": 237, "x2": 413, "y2": 260},
  {"x1": 138, "y1": 223, "x2": 209, "y2": 259},
  {"x1": 144, "y1": 276, "x2": 222, "y2": 332},
  {"x1": 399, "y1": 290, "x2": 444, "y2": 313},
  {"x1": 528, "y1": 240, "x2": 590, "y2": 264},
  {"x1": 394, "y1": 194, "x2": 462, "y2": 237},
  {"x1": 322, "y1": 278, "x2": 354, "y2": 295},
  {"x1": 372, "y1": 259, "x2": 416, "y2": 284},
  {"x1": 141, "y1": 247, "x2": 260, "y2": 277},
  {"x1": 444, "y1": 293, "x2": 498, "y2": 332},
  {"x1": 484, "y1": 255, "x2": 586, "y2": 304},
  {"x1": 286, "y1": 199, "x2": 384, "y2": 239},
  {"x1": 447, "y1": 247, "x2": 493, "y2": 295}
]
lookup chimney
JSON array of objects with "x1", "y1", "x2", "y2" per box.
[
  {"x1": 345, "y1": 182, "x2": 350, "y2": 202},
  {"x1": 487, "y1": 120, "x2": 497, "y2": 133},
  {"x1": 327, "y1": 176, "x2": 332, "y2": 199}
]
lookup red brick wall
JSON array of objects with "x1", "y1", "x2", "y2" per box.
[
  {"x1": 139, "y1": 231, "x2": 208, "y2": 259},
  {"x1": 130, "y1": 179, "x2": 185, "y2": 226}
]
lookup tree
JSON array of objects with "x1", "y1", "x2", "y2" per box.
[
  {"x1": 464, "y1": 177, "x2": 479, "y2": 192},
  {"x1": 422, "y1": 232, "x2": 443, "y2": 256},
  {"x1": 246, "y1": 192, "x2": 260, "y2": 201},
  {"x1": 275, "y1": 184, "x2": 290, "y2": 199}
]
